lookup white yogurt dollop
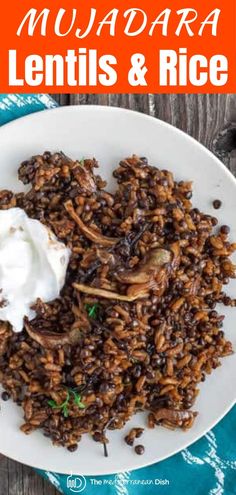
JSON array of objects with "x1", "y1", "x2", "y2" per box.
[{"x1": 0, "y1": 208, "x2": 71, "y2": 332}]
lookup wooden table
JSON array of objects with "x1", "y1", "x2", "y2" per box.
[{"x1": 1, "y1": 93, "x2": 236, "y2": 495}]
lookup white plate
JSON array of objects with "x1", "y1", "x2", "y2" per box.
[{"x1": 0, "y1": 106, "x2": 235, "y2": 476}]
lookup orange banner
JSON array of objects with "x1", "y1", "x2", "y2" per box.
[{"x1": 0, "y1": 0, "x2": 235, "y2": 93}]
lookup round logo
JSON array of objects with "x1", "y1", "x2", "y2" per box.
[{"x1": 66, "y1": 474, "x2": 87, "y2": 493}]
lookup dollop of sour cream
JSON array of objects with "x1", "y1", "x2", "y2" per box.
[{"x1": 0, "y1": 208, "x2": 71, "y2": 332}]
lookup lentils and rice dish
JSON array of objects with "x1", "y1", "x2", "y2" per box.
[{"x1": 0, "y1": 152, "x2": 235, "y2": 454}]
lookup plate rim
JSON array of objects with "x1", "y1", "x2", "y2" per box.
[{"x1": 1, "y1": 104, "x2": 236, "y2": 187}]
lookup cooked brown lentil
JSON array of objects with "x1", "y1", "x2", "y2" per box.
[
  {"x1": 0, "y1": 152, "x2": 235, "y2": 454},
  {"x1": 135, "y1": 445, "x2": 145, "y2": 455},
  {"x1": 213, "y1": 199, "x2": 222, "y2": 210},
  {"x1": 220, "y1": 225, "x2": 230, "y2": 235},
  {"x1": 1, "y1": 391, "x2": 10, "y2": 401}
]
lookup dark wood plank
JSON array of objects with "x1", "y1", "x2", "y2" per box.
[
  {"x1": 2, "y1": 92, "x2": 236, "y2": 495},
  {"x1": 0, "y1": 457, "x2": 59, "y2": 495}
]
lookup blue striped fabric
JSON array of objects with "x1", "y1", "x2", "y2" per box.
[
  {"x1": 0, "y1": 93, "x2": 57, "y2": 124},
  {"x1": 0, "y1": 93, "x2": 235, "y2": 495}
]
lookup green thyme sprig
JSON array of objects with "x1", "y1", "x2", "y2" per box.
[
  {"x1": 85, "y1": 303, "x2": 100, "y2": 319},
  {"x1": 70, "y1": 389, "x2": 86, "y2": 409},
  {"x1": 80, "y1": 157, "x2": 85, "y2": 166},
  {"x1": 48, "y1": 388, "x2": 85, "y2": 418}
]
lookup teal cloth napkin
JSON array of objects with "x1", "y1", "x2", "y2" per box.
[
  {"x1": 0, "y1": 93, "x2": 57, "y2": 124},
  {"x1": 0, "y1": 93, "x2": 235, "y2": 495}
]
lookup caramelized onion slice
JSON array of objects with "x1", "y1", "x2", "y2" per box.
[
  {"x1": 153, "y1": 408, "x2": 198, "y2": 424},
  {"x1": 170, "y1": 242, "x2": 181, "y2": 270},
  {"x1": 96, "y1": 248, "x2": 117, "y2": 266},
  {"x1": 127, "y1": 271, "x2": 168, "y2": 298},
  {"x1": 24, "y1": 319, "x2": 84, "y2": 349},
  {"x1": 72, "y1": 162, "x2": 97, "y2": 194},
  {"x1": 64, "y1": 200, "x2": 117, "y2": 247},
  {"x1": 73, "y1": 282, "x2": 150, "y2": 302},
  {"x1": 117, "y1": 248, "x2": 171, "y2": 284}
]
